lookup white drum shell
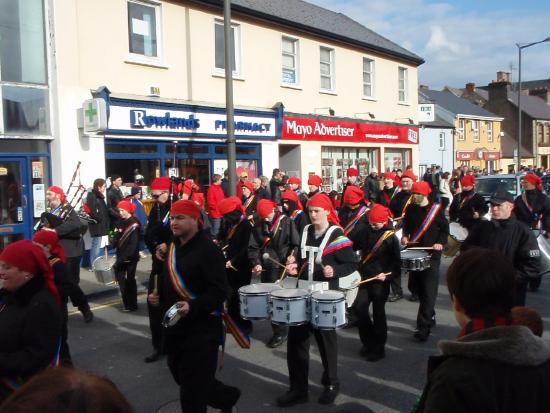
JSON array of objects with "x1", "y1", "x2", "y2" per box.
[
  {"x1": 311, "y1": 291, "x2": 346, "y2": 330},
  {"x1": 93, "y1": 256, "x2": 116, "y2": 285},
  {"x1": 270, "y1": 288, "x2": 310, "y2": 325},
  {"x1": 400, "y1": 250, "x2": 431, "y2": 271},
  {"x1": 239, "y1": 283, "x2": 281, "y2": 320}
]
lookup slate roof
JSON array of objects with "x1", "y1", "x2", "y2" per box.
[
  {"x1": 192, "y1": 0, "x2": 424, "y2": 64},
  {"x1": 506, "y1": 91, "x2": 550, "y2": 120},
  {"x1": 516, "y1": 78, "x2": 550, "y2": 90},
  {"x1": 420, "y1": 89, "x2": 502, "y2": 119}
]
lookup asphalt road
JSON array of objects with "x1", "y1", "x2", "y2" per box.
[{"x1": 68, "y1": 257, "x2": 550, "y2": 413}]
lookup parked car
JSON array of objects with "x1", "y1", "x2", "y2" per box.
[{"x1": 475, "y1": 174, "x2": 523, "y2": 202}]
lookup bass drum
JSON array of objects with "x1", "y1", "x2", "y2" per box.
[{"x1": 534, "y1": 230, "x2": 550, "y2": 272}]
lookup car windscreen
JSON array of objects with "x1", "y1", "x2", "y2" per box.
[{"x1": 476, "y1": 177, "x2": 517, "y2": 197}]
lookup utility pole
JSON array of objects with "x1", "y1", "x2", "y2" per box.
[{"x1": 224, "y1": 0, "x2": 237, "y2": 195}]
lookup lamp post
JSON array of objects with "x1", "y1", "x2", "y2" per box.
[
  {"x1": 516, "y1": 37, "x2": 550, "y2": 172},
  {"x1": 224, "y1": 0, "x2": 237, "y2": 195}
]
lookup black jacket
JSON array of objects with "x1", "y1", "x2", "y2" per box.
[
  {"x1": 353, "y1": 224, "x2": 401, "y2": 281},
  {"x1": 0, "y1": 277, "x2": 61, "y2": 397},
  {"x1": 218, "y1": 215, "x2": 253, "y2": 288},
  {"x1": 144, "y1": 201, "x2": 173, "y2": 275},
  {"x1": 363, "y1": 175, "x2": 380, "y2": 202},
  {"x1": 338, "y1": 203, "x2": 369, "y2": 240},
  {"x1": 402, "y1": 203, "x2": 449, "y2": 260},
  {"x1": 86, "y1": 189, "x2": 110, "y2": 237},
  {"x1": 416, "y1": 326, "x2": 550, "y2": 413},
  {"x1": 449, "y1": 191, "x2": 488, "y2": 230},
  {"x1": 389, "y1": 190, "x2": 413, "y2": 219},
  {"x1": 249, "y1": 212, "x2": 299, "y2": 267},
  {"x1": 514, "y1": 190, "x2": 550, "y2": 231},
  {"x1": 269, "y1": 178, "x2": 282, "y2": 204},
  {"x1": 107, "y1": 185, "x2": 124, "y2": 225},
  {"x1": 114, "y1": 216, "x2": 141, "y2": 265},
  {"x1": 461, "y1": 217, "x2": 541, "y2": 281},
  {"x1": 255, "y1": 187, "x2": 271, "y2": 201},
  {"x1": 52, "y1": 206, "x2": 84, "y2": 258}
]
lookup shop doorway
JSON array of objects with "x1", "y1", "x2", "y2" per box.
[
  {"x1": 279, "y1": 144, "x2": 301, "y2": 177},
  {"x1": 0, "y1": 158, "x2": 30, "y2": 248}
]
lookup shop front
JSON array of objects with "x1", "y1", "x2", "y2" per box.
[
  {"x1": 455, "y1": 150, "x2": 501, "y2": 172},
  {"x1": 85, "y1": 89, "x2": 281, "y2": 190},
  {"x1": 280, "y1": 114, "x2": 418, "y2": 192}
]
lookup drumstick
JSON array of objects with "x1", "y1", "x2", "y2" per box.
[
  {"x1": 353, "y1": 272, "x2": 392, "y2": 286},
  {"x1": 405, "y1": 247, "x2": 436, "y2": 250},
  {"x1": 278, "y1": 253, "x2": 293, "y2": 283},
  {"x1": 228, "y1": 263, "x2": 238, "y2": 271},
  {"x1": 262, "y1": 253, "x2": 287, "y2": 270}
]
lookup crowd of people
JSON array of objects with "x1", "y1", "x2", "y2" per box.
[{"x1": 1, "y1": 163, "x2": 550, "y2": 412}]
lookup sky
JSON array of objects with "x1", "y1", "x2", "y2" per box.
[{"x1": 309, "y1": 0, "x2": 550, "y2": 90}]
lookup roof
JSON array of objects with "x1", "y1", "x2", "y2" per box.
[
  {"x1": 506, "y1": 91, "x2": 550, "y2": 120},
  {"x1": 419, "y1": 89, "x2": 502, "y2": 119},
  {"x1": 420, "y1": 114, "x2": 454, "y2": 128},
  {"x1": 500, "y1": 130, "x2": 533, "y2": 158},
  {"x1": 516, "y1": 78, "x2": 550, "y2": 90},
  {"x1": 192, "y1": 0, "x2": 424, "y2": 65}
]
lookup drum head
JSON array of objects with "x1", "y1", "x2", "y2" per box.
[
  {"x1": 311, "y1": 290, "x2": 344, "y2": 301},
  {"x1": 93, "y1": 256, "x2": 115, "y2": 271},
  {"x1": 271, "y1": 288, "x2": 309, "y2": 299},
  {"x1": 239, "y1": 283, "x2": 281, "y2": 294},
  {"x1": 449, "y1": 222, "x2": 468, "y2": 241},
  {"x1": 401, "y1": 250, "x2": 429, "y2": 259}
]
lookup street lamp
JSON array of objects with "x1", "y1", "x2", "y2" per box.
[{"x1": 516, "y1": 36, "x2": 550, "y2": 172}]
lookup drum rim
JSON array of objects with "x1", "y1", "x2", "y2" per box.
[
  {"x1": 311, "y1": 290, "x2": 345, "y2": 300},
  {"x1": 239, "y1": 284, "x2": 281, "y2": 294},
  {"x1": 270, "y1": 288, "x2": 309, "y2": 299}
]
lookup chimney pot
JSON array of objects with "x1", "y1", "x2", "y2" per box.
[{"x1": 466, "y1": 82, "x2": 475, "y2": 93}]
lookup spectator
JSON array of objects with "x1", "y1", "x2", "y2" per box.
[
  {"x1": 269, "y1": 168, "x2": 283, "y2": 204},
  {"x1": 86, "y1": 179, "x2": 110, "y2": 269},
  {"x1": 221, "y1": 169, "x2": 230, "y2": 197},
  {"x1": 206, "y1": 174, "x2": 225, "y2": 238},
  {"x1": 363, "y1": 168, "x2": 380, "y2": 202},
  {"x1": 107, "y1": 174, "x2": 124, "y2": 229},
  {"x1": 439, "y1": 172, "x2": 453, "y2": 212},
  {"x1": 253, "y1": 177, "x2": 270, "y2": 201},
  {"x1": 130, "y1": 186, "x2": 148, "y2": 258}
]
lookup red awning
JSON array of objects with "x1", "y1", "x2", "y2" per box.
[
  {"x1": 456, "y1": 151, "x2": 476, "y2": 160},
  {"x1": 483, "y1": 151, "x2": 501, "y2": 160}
]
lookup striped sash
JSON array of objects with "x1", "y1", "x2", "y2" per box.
[
  {"x1": 118, "y1": 222, "x2": 139, "y2": 248},
  {"x1": 261, "y1": 214, "x2": 285, "y2": 248},
  {"x1": 343, "y1": 205, "x2": 368, "y2": 235},
  {"x1": 322, "y1": 235, "x2": 354, "y2": 257},
  {"x1": 411, "y1": 203, "x2": 442, "y2": 243},
  {"x1": 362, "y1": 230, "x2": 395, "y2": 265}
]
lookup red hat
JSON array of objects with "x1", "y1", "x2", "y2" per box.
[
  {"x1": 241, "y1": 181, "x2": 255, "y2": 193},
  {"x1": 412, "y1": 181, "x2": 432, "y2": 196},
  {"x1": 369, "y1": 204, "x2": 393, "y2": 224},
  {"x1": 287, "y1": 176, "x2": 301, "y2": 185},
  {"x1": 183, "y1": 179, "x2": 200, "y2": 196},
  {"x1": 346, "y1": 168, "x2": 359, "y2": 177},
  {"x1": 383, "y1": 172, "x2": 397, "y2": 181},
  {"x1": 47, "y1": 186, "x2": 66, "y2": 203},
  {"x1": 400, "y1": 170, "x2": 417, "y2": 182},
  {"x1": 218, "y1": 196, "x2": 244, "y2": 215},
  {"x1": 524, "y1": 173, "x2": 543, "y2": 190},
  {"x1": 343, "y1": 186, "x2": 364, "y2": 205},
  {"x1": 0, "y1": 240, "x2": 60, "y2": 304},
  {"x1": 117, "y1": 200, "x2": 136, "y2": 214},
  {"x1": 460, "y1": 175, "x2": 476, "y2": 187},
  {"x1": 257, "y1": 199, "x2": 278, "y2": 219},
  {"x1": 307, "y1": 193, "x2": 340, "y2": 226},
  {"x1": 282, "y1": 189, "x2": 303, "y2": 210},
  {"x1": 151, "y1": 177, "x2": 171, "y2": 191},
  {"x1": 33, "y1": 230, "x2": 67, "y2": 263},
  {"x1": 170, "y1": 200, "x2": 203, "y2": 226},
  {"x1": 308, "y1": 175, "x2": 323, "y2": 187}
]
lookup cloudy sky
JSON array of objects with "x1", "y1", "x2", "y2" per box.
[{"x1": 309, "y1": 0, "x2": 550, "y2": 90}]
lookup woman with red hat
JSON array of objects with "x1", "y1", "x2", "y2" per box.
[
  {"x1": 341, "y1": 167, "x2": 360, "y2": 202},
  {"x1": 307, "y1": 174, "x2": 323, "y2": 199},
  {"x1": 338, "y1": 185, "x2": 370, "y2": 240},
  {"x1": 353, "y1": 204, "x2": 401, "y2": 362},
  {"x1": 0, "y1": 240, "x2": 62, "y2": 403},
  {"x1": 113, "y1": 200, "x2": 141, "y2": 312},
  {"x1": 401, "y1": 181, "x2": 449, "y2": 342},
  {"x1": 281, "y1": 189, "x2": 309, "y2": 233},
  {"x1": 378, "y1": 172, "x2": 400, "y2": 208},
  {"x1": 449, "y1": 174, "x2": 488, "y2": 230},
  {"x1": 279, "y1": 193, "x2": 358, "y2": 407},
  {"x1": 241, "y1": 181, "x2": 257, "y2": 224}
]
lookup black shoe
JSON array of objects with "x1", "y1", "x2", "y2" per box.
[
  {"x1": 318, "y1": 384, "x2": 339, "y2": 405},
  {"x1": 144, "y1": 350, "x2": 161, "y2": 363},
  {"x1": 80, "y1": 308, "x2": 94, "y2": 323},
  {"x1": 276, "y1": 390, "x2": 308, "y2": 407},
  {"x1": 389, "y1": 293, "x2": 403, "y2": 302},
  {"x1": 366, "y1": 351, "x2": 385, "y2": 362},
  {"x1": 211, "y1": 384, "x2": 241, "y2": 412},
  {"x1": 359, "y1": 346, "x2": 370, "y2": 357},
  {"x1": 267, "y1": 334, "x2": 286, "y2": 348},
  {"x1": 408, "y1": 294, "x2": 419, "y2": 302},
  {"x1": 121, "y1": 307, "x2": 132, "y2": 313},
  {"x1": 413, "y1": 329, "x2": 430, "y2": 342}
]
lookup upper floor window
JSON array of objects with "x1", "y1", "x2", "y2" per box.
[
  {"x1": 398, "y1": 67, "x2": 408, "y2": 102},
  {"x1": 363, "y1": 58, "x2": 375, "y2": 98},
  {"x1": 439, "y1": 132, "x2": 445, "y2": 150},
  {"x1": 487, "y1": 121, "x2": 493, "y2": 142},
  {"x1": 282, "y1": 37, "x2": 299, "y2": 85},
  {"x1": 214, "y1": 20, "x2": 241, "y2": 75},
  {"x1": 128, "y1": 0, "x2": 161, "y2": 59},
  {"x1": 457, "y1": 118, "x2": 465, "y2": 141},
  {"x1": 538, "y1": 123, "x2": 545, "y2": 144},
  {"x1": 320, "y1": 46, "x2": 335, "y2": 91},
  {"x1": 472, "y1": 120, "x2": 479, "y2": 142}
]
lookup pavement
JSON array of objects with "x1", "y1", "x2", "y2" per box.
[{"x1": 68, "y1": 256, "x2": 550, "y2": 413}]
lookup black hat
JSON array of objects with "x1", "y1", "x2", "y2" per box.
[
  {"x1": 489, "y1": 190, "x2": 514, "y2": 204},
  {"x1": 131, "y1": 186, "x2": 142, "y2": 196}
]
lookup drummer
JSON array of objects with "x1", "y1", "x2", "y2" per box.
[
  {"x1": 401, "y1": 181, "x2": 448, "y2": 342},
  {"x1": 353, "y1": 204, "x2": 401, "y2": 362},
  {"x1": 377, "y1": 172, "x2": 400, "y2": 208},
  {"x1": 279, "y1": 193, "x2": 358, "y2": 407},
  {"x1": 282, "y1": 189, "x2": 309, "y2": 234},
  {"x1": 338, "y1": 186, "x2": 370, "y2": 240},
  {"x1": 449, "y1": 174, "x2": 487, "y2": 230},
  {"x1": 242, "y1": 181, "x2": 258, "y2": 225},
  {"x1": 248, "y1": 199, "x2": 299, "y2": 348}
]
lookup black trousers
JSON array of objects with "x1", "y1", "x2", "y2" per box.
[
  {"x1": 147, "y1": 262, "x2": 165, "y2": 352},
  {"x1": 356, "y1": 281, "x2": 390, "y2": 353},
  {"x1": 115, "y1": 261, "x2": 138, "y2": 310},
  {"x1": 515, "y1": 278, "x2": 528, "y2": 306},
  {"x1": 227, "y1": 267, "x2": 252, "y2": 334},
  {"x1": 389, "y1": 270, "x2": 403, "y2": 296},
  {"x1": 59, "y1": 301, "x2": 72, "y2": 364},
  {"x1": 65, "y1": 256, "x2": 90, "y2": 310},
  {"x1": 287, "y1": 324, "x2": 338, "y2": 393},
  {"x1": 408, "y1": 258, "x2": 441, "y2": 331},
  {"x1": 261, "y1": 264, "x2": 288, "y2": 338}
]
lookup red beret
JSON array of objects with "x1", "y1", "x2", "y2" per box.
[
  {"x1": 151, "y1": 177, "x2": 171, "y2": 191},
  {"x1": 282, "y1": 189, "x2": 303, "y2": 210},
  {"x1": 47, "y1": 186, "x2": 66, "y2": 203},
  {"x1": 343, "y1": 186, "x2": 364, "y2": 205},
  {"x1": 241, "y1": 181, "x2": 255, "y2": 193},
  {"x1": 0, "y1": 240, "x2": 60, "y2": 304},
  {"x1": 33, "y1": 229, "x2": 67, "y2": 263},
  {"x1": 117, "y1": 200, "x2": 136, "y2": 214},
  {"x1": 524, "y1": 173, "x2": 542, "y2": 188},
  {"x1": 170, "y1": 200, "x2": 202, "y2": 225},
  {"x1": 307, "y1": 175, "x2": 323, "y2": 187},
  {"x1": 383, "y1": 172, "x2": 397, "y2": 181},
  {"x1": 346, "y1": 168, "x2": 359, "y2": 177},
  {"x1": 257, "y1": 199, "x2": 278, "y2": 219},
  {"x1": 412, "y1": 181, "x2": 432, "y2": 196},
  {"x1": 460, "y1": 175, "x2": 476, "y2": 187},
  {"x1": 287, "y1": 176, "x2": 301, "y2": 185},
  {"x1": 218, "y1": 196, "x2": 243, "y2": 215},
  {"x1": 400, "y1": 170, "x2": 417, "y2": 182},
  {"x1": 307, "y1": 193, "x2": 340, "y2": 226},
  {"x1": 369, "y1": 204, "x2": 393, "y2": 224}
]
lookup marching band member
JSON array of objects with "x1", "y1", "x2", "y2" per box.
[
  {"x1": 249, "y1": 199, "x2": 299, "y2": 348},
  {"x1": 282, "y1": 189, "x2": 309, "y2": 234},
  {"x1": 353, "y1": 204, "x2": 401, "y2": 362},
  {"x1": 401, "y1": 182, "x2": 448, "y2": 342},
  {"x1": 377, "y1": 172, "x2": 400, "y2": 208},
  {"x1": 338, "y1": 186, "x2": 370, "y2": 241},
  {"x1": 241, "y1": 181, "x2": 257, "y2": 223},
  {"x1": 287, "y1": 176, "x2": 309, "y2": 207},
  {"x1": 449, "y1": 174, "x2": 487, "y2": 230},
  {"x1": 341, "y1": 167, "x2": 360, "y2": 201},
  {"x1": 307, "y1": 175, "x2": 323, "y2": 199},
  {"x1": 279, "y1": 193, "x2": 357, "y2": 407}
]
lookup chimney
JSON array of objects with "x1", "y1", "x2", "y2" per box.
[
  {"x1": 496, "y1": 71, "x2": 511, "y2": 83},
  {"x1": 419, "y1": 84, "x2": 429, "y2": 90},
  {"x1": 488, "y1": 81, "x2": 510, "y2": 103},
  {"x1": 465, "y1": 82, "x2": 475, "y2": 93}
]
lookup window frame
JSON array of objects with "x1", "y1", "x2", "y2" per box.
[
  {"x1": 487, "y1": 121, "x2": 493, "y2": 143},
  {"x1": 281, "y1": 36, "x2": 300, "y2": 86},
  {"x1": 398, "y1": 66, "x2": 408, "y2": 103},
  {"x1": 319, "y1": 46, "x2": 335, "y2": 92},
  {"x1": 472, "y1": 119, "x2": 480, "y2": 142},
  {"x1": 457, "y1": 118, "x2": 465, "y2": 141},
  {"x1": 214, "y1": 19, "x2": 242, "y2": 77},
  {"x1": 439, "y1": 132, "x2": 446, "y2": 150},
  {"x1": 362, "y1": 57, "x2": 375, "y2": 99},
  {"x1": 126, "y1": 0, "x2": 163, "y2": 65}
]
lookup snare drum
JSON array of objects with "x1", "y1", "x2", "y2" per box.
[
  {"x1": 162, "y1": 303, "x2": 183, "y2": 328},
  {"x1": 239, "y1": 283, "x2": 281, "y2": 320},
  {"x1": 311, "y1": 290, "x2": 346, "y2": 330},
  {"x1": 270, "y1": 288, "x2": 310, "y2": 326},
  {"x1": 400, "y1": 250, "x2": 431, "y2": 271}
]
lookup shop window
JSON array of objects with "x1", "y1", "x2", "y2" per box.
[
  {"x1": 362, "y1": 58, "x2": 375, "y2": 98},
  {"x1": 214, "y1": 19, "x2": 241, "y2": 75},
  {"x1": 166, "y1": 144, "x2": 209, "y2": 154},
  {"x1": 398, "y1": 67, "x2": 408, "y2": 102},
  {"x1": 384, "y1": 149, "x2": 411, "y2": 172},
  {"x1": 105, "y1": 143, "x2": 159, "y2": 153},
  {"x1": 106, "y1": 159, "x2": 160, "y2": 186},
  {"x1": 215, "y1": 146, "x2": 256, "y2": 155},
  {"x1": 0, "y1": 139, "x2": 48, "y2": 153},
  {"x1": 165, "y1": 159, "x2": 210, "y2": 187},
  {"x1": 321, "y1": 146, "x2": 379, "y2": 192},
  {"x1": 127, "y1": 0, "x2": 161, "y2": 60},
  {"x1": 282, "y1": 36, "x2": 299, "y2": 85},
  {"x1": 2, "y1": 85, "x2": 49, "y2": 135},
  {"x1": 0, "y1": 0, "x2": 47, "y2": 84},
  {"x1": 320, "y1": 46, "x2": 335, "y2": 91}
]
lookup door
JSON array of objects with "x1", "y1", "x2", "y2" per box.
[{"x1": 0, "y1": 158, "x2": 29, "y2": 250}]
